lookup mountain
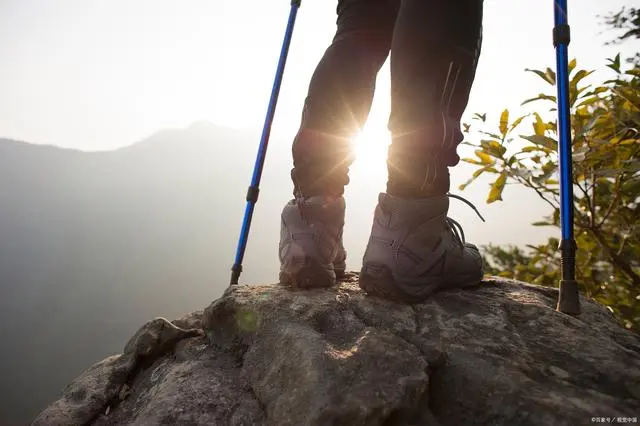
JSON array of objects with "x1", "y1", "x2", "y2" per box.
[{"x1": 0, "y1": 123, "x2": 291, "y2": 424}]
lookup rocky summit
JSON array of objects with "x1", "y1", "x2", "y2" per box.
[{"x1": 33, "y1": 273, "x2": 640, "y2": 426}]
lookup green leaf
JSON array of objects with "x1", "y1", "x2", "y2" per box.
[
  {"x1": 568, "y1": 58, "x2": 577, "y2": 75},
  {"x1": 509, "y1": 114, "x2": 527, "y2": 132},
  {"x1": 622, "y1": 176, "x2": 640, "y2": 195},
  {"x1": 459, "y1": 166, "x2": 498, "y2": 190},
  {"x1": 625, "y1": 68, "x2": 640, "y2": 77},
  {"x1": 545, "y1": 68, "x2": 557, "y2": 84},
  {"x1": 578, "y1": 86, "x2": 607, "y2": 101},
  {"x1": 521, "y1": 134, "x2": 558, "y2": 151},
  {"x1": 474, "y1": 166, "x2": 497, "y2": 178},
  {"x1": 576, "y1": 96, "x2": 604, "y2": 108},
  {"x1": 576, "y1": 234, "x2": 598, "y2": 252},
  {"x1": 532, "y1": 221, "x2": 553, "y2": 226},
  {"x1": 473, "y1": 113, "x2": 487, "y2": 122},
  {"x1": 533, "y1": 113, "x2": 546, "y2": 136},
  {"x1": 487, "y1": 172, "x2": 507, "y2": 203},
  {"x1": 475, "y1": 150, "x2": 495, "y2": 165},
  {"x1": 575, "y1": 86, "x2": 590, "y2": 98},
  {"x1": 606, "y1": 54, "x2": 621, "y2": 73},
  {"x1": 623, "y1": 160, "x2": 640, "y2": 173},
  {"x1": 521, "y1": 94, "x2": 557, "y2": 106},
  {"x1": 521, "y1": 146, "x2": 541, "y2": 153},
  {"x1": 480, "y1": 131, "x2": 504, "y2": 140},
  {"x1": 570, "y1": 70, "x2": 593, "y2": 88},
  {"x1": 542, "y1": 161, "x2": 557, "y2": 174},
  {"x1": 525, "y1": 68, "x2": 555, "y2": 85},
  {"x1": 462, "y1": 158, "x2": 485, "y2": 166},
  {"x1": 481, "y1": 140, "x2": 507, "y2": 158},
  {"x1": 589, "y1": 87, "x2": 609, "y2": 96},
  {"x1": 499, "y1": 109, "x2": 509, "y2": 137},
  {"x1": 569, "y1": 70, "x2": 594, "y2": 106}
]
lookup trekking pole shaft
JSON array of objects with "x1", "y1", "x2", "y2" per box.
[
  {"x1": 230, "y1": 1, "x2": 301, "y2": 286},
  {"x1": 553, "y1": 0, "x2": 580, "y2": 314}
]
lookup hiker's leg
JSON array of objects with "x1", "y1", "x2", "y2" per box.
[
  {"x1": 360, "y1": 0, "x2": 485, "y2": 302},
  {"x1": 387, "y1": 0, "x2": 484, "y2": 197},
  {"x1": 290, "y1": 0, "x2": 400, "y2": 198},
  {"x1": 280, "y1": 0, "x2": 399, "y2": 288}
]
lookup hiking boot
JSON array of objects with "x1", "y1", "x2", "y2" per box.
[
  {"x1": 279, "y1": 196, "x2": 346, "y2": 288},
  {"x1": 359, "y1": 193, "x2": 485, "y2": 303},
  {"x1": 334, "y1": 240, "x2": 347, "y2": 280}
]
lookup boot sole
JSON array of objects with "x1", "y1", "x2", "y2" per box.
[
  {"x1": 279, "y1": 258, "x2": 337, "y2": 289},
  {"x1": 334, "y1": 265, "x2": 346, "y2": 281},
  {"x1": 360, "y1": 264, "x2": 482, "y2": 304}
]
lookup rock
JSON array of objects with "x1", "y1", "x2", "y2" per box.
[
  {"x1": 31, "y1": 355, "x2": 133, "y2": 426},
  {"x1": 172, "y1": 310, "x2": 203, "y2": 330},
  {"x1": 33, "y1": 274, "x2": 640, "y2": 425},
  {"x1": 548, "y1": 365, "x2": 570, "y2": 379},
  {"x1": 32, "y1": 318, "x2": 203, "y2": 426},
  {"x1": 118, "y1": 384, "x2": 131, "y2": 401},
  {"x1": 123, "y1": 317, "x2": 203, "y2": 359}
]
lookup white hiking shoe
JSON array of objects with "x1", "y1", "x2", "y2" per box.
[
  {"x1": 279, "y1": 196, "x2": 346, "y2": 288},
  {"x1": 360, "y1": 193, "x2": 485, "y2": 302}
]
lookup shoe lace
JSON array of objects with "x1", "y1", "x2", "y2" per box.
[{"x1": 445, "y1": 193, "x2": 485, "y2": 249}]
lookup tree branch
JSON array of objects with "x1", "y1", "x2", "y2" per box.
[
  {"x1": 507, "y1": 168, "x2": 558, "y2": 211},
  {"x1": 599, "y1": 174, "x2": 623, "y2": 227},
  {"x1": 591, "y1": 170, "x2": 597, "y2": 228},
  {"x1": 576, "y1": 180, "x2": 596, "y2": 228},
  {"x1": 589, "y1": 227, "x2": 640, "y2": 286}
]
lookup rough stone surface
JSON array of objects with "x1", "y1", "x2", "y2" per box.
[
  {"x1": 33, "y1": 274, "x2": 640, "y2": 425},
  {"x1": 32, "y1": 318, "x2": 203, "y2": 426}
]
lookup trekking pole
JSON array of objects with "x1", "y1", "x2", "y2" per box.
[
  {"x1": 229, "y1": 0, "x2": 302, "y2": 286},
  {"x1": 552, "y1": 0, "x2": 580, "y2": 314}
]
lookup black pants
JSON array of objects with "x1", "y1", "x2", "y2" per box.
[{"x1": 291, "y1": 0, "x2": 484, "y2": 198}]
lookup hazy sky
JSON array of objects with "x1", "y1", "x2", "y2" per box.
[
  {"x1": 1, "y1": 0, "x2": 636, "y2": 152},
  {"x1": 1, "y1": 0, "x2": 638, "y2": 273},
  {"x1": 1, "y1": 0, "x2": 637, "y2": 251}
]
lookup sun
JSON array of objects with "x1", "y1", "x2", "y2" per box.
[{"x1": 350, "y1": 124, "x2": 390, "y2": 176}]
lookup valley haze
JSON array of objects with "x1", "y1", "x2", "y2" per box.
[{"x1": 0, "y1": 122, "x2": 553, "y2": 424}]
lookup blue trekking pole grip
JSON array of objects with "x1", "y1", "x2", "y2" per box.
[
  {"x1": 553, "y1": 0, "x2": 580, "y2": 314},
  {"x1": 230, "y1": 0, "x2": 301, "y2": 286}
]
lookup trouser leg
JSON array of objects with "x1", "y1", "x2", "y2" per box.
[
  {"x1": 291, "y1": 0, "x2": 400, "y2": 197},
  {"x1": 386, "y1": 0, "x2": 484, "y2": 197}
]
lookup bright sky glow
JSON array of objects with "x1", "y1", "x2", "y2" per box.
[
  {"x1": 0, "y1": 0, "x2": 635, "y2": 152},
  {"x1": 0, "y1": 0, "x2": 637, "y2": 256}
]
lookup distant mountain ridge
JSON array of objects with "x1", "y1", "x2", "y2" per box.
[{"x1": 0, "y1": 123, "x2": 289, "y2": 424}]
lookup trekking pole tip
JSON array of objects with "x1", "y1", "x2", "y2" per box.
[
  {"x1": 230, "y1": 263, "x2": 242, "y2": 286},
  {"x1": 556, "y1": 239, "x2": 580, "y2": 314},
  {"x1": 556, "y1": 279, "x2": 581, "y2": 315}
]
